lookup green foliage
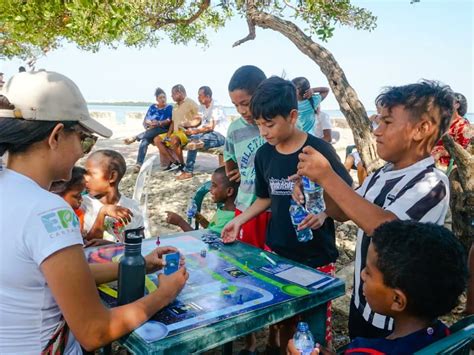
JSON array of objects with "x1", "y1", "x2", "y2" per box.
[{"x1": 0, "y1": 0, "x2": 376, "y2": 60}]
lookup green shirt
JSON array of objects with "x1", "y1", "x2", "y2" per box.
[
  {"x1": 208, "y1": 208, "x2": 235, "y2": 234},
  {"x1": 224, "y1": 117, "x2": 266, "y2": 211}
]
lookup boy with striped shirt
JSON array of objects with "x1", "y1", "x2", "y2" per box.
[{"x1": 294, "y1": 80, "x2": 455, "y2": 339}]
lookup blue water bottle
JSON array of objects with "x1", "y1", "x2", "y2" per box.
[
  {"x1": 289, "y1": 200, "x2": 313, "y2": 242},
  {"x1": 293, "y1": 322, "x2": 315, "y2": 355},
  {"x1": 117, "y1": 227, "x2": 146, "y2": 306},
  {"x1": 301, "y1": 176, "x2": 325, "y2": 214}
]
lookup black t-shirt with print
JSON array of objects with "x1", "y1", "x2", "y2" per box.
[{"x1": 255, "y1": 134, "x2": 352, "y2": 267}]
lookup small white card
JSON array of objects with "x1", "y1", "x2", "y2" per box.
[{"x1": 275, "y1": 266, "x2": 327, "y2": 287}]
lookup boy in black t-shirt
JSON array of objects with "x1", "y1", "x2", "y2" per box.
[{"x1": 222, "y1": 77, "x2": 352, "y2": 350}]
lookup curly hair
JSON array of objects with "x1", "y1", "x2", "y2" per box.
[
  {"x1": 371, "y1": 220, "x2": 468, "y2": 319},
  {"x1": 375, "y1": 80, "x2": 455, "y2": 142}
]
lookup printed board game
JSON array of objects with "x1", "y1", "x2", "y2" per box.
[{"x1": 85, "y1": 233, "x2": 337, "y2": 343}]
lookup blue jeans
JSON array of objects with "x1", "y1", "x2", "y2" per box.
[
  {"x1": 184, "y1": 132, "x2": 225, "y2": 173},
  {"x1": 136, "y1": 126, "x2": 168, "y2": 165}
]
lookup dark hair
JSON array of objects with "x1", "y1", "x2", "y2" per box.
[
  {"x1": 371, "y1": 220, "x2": 468, "y2": 320},
  {"x1": 375, "y1": 80, "x2": 455, "y2": 141},
  {"x1": 291, "y1": 77, "x2": 318, "y2": 113},
  {"x1": 213, "y1": 166, "x2": 239, "y2": 195},
  {"x1": 0, "y1": 96, "x2": 77, "y2": 156},
  {"x1": 88, "y1": 149, "x2": 127, "y2": 182},
  {"x1": 50, "y1": 166, "x2": 86, "y2": 195},
  {"x1": 199, "y1": 86, "x2": 212, "y2": 98},
  {"x1": 154, "y1": 87, "x2": 166, "y2": 97},
  {"x1": 228, "y1": 65, "x2": 266, "y2": 95},
  {"x1": 172, "y1": 84, "x2": 186, "y2": 95},
  {"x1": 250, "y1": 76, "x2": 297, "y2": 121},
  {"x1": 454, "y1": 92, "x2": 468, "y2": 117}
]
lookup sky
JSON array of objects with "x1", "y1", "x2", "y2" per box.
[{"x1": 1, "y1": 0, "x2": 473, "y2": 110}]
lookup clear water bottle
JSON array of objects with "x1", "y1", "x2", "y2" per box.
[
  {"x1": 302, "y1": 176, "x2": 326, "y2": 214},
  {"x1": 186, "y1": 199, "x2": 198, "y2": 226},
  {"x1": 289, "y1": 200, "x2": 313, "y2": 242},
  {"x1": 117, "y1": 227, "x2": 146, "y2": 306},
  {"x1": 293, "y1": 322, "x2": 315, "y2": 355}
]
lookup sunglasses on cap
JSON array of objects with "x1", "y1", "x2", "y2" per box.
[{"x1": 70, "y1": 126, "x2": 98, "y2": 154}]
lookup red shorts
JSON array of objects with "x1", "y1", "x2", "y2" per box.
[{"x1": 235, "y1": 208, "x2": 271, "y2": 250}]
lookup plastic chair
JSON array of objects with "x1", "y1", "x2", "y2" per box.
[
  {"x1": 189, "y1": 181, "x2": 211, "y2": 230},
  {"x1": 132, "y1": 155, "x2": 158, "y2": 237},
  {"x1": 414, "y1": 315, "x2": 474, "y2": 354}
]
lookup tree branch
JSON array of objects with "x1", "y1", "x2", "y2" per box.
[
  {"x1": 153, "y1": 0, "x2": 210, "y2": 27},
  {"x1": 232, "y1": 16, "x2": 256, "y2": 47}
]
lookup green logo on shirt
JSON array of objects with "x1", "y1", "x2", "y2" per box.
[{"x1": 40, "y1": 208, "x2": 79, "y2": 237}]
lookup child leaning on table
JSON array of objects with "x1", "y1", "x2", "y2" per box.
[
  {"x1": 166, "y1": 166, "x2": 238, "y2": 234},
  {"x1": 288, "y1": 220, "x2": 468, "y2": 355},
  {"x1": 82, "y1": 149, "x2": 144, "y2": 243}
]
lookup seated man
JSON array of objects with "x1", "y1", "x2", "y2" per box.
[
  {"x1": 314, "y1": 106, "x2": 332, "y2": 143},
  {"x1": 154, "y1": 84, "x2": 200, "y2": 172},
  {"x1": 288, "y1": 220, "x2": 468, "y2": 354},
  {"x1": 176, "y1": 86, "x2": 227, "y2": 180}
]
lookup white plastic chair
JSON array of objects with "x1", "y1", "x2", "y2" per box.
[{"x1": 132, "y1": 155, "x2": 157, "y2": 238}]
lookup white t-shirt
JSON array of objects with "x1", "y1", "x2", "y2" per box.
[
  {"x1": 198, "y1": 99, "x2": 229, "y2": 137},
  {"x1": 82, "y1": 194, "x2": 144, "y2": 243},
  {"x1": 314, "y1": 111, "x2": 332, "y2": 138},
  {"x1": 0, "y1": 169, "x2": 83, "y2": 354},
  {"x1": 353, "y1": 157, "x2": 449, "y2": 331}
]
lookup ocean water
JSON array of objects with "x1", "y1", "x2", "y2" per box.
[{"x1": 87, "y1": 104, "x2": 474, "y2": 124}]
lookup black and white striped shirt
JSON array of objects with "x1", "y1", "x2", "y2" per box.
[{"x1": 353, "y1": 157, "x2": 449, "y2": 330}]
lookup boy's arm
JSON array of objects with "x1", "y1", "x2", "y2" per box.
[
  {"x1": 298, "y1": 146, "x2": 396, "y2": 235},
  {"x1": 221, "y1": 197, "x2": 271, "y2": 243},
  {"x1": 225, "y1": 159, "x2": 240, "y2": 182},
  {"x1": 308, "y1": 86, "x2": 330, "y2": 100},
  {"x1": 196, "y1": 212, "x2": 209, "y2": 228},
  {"x1": 166, "y1": 211, "x2": 193, "y2": 232},
  {"x1": 86, "y1": 205, "x2": 133, "y2": 240}
]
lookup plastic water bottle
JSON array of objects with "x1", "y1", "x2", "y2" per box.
[
  {"x1": 117, "y1": 228, "x2": 146, "y2": 306},
  {"x1": 186, "y1": 199, "x2": 198, "y2": 226},
  {"x1": 289, "y1": 200, "x2": 313, "y2": 242},
  {"x1": 293, "y1": 322, "x2": 315, "y2": 355},
  {"x1": 302, "y1": 176, "x2": 326, "y2": 214}
]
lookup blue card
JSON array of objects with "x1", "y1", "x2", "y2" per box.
[{"x1": 164, "y1": 252, "x2": 180, "y2": 275}]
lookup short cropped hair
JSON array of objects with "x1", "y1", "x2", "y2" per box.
[
  {"x1": 375, "y1": 80, "x2": 455, "y2": 141},
  {"x1": 371, "y1": 220, "x2": 468, "y2": 320},
  {"x1": 213, "y1": 166, "x2": 239, "y2": 195},
  {"x1": 228, "y1": 65, "x2": 266, "y2": 96},
  {"x1": 154, "y1": 87, "x2": 166, "y2": 97},
  {"x1": 50, "y1": 166, "x2": 86, "y2": 195},
  {"x1": 454, "y1": 92, "x2": 468, "y2": 117},
  {"x1": 172, "y1": 84, "x2": 186, "y2": 95},
  {"x1": 88, "y1": 149, "x2": 127, "y2": 182},
  {"x1": 199, "y1": 86, "x2": 212, "y2": 98},
  {"x1": 250, "y1": 76, "x2": 297, "y2": 121}
]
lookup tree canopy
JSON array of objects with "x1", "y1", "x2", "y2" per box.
[{"x1": 1, "y1": 0, "x2": 376, "y2": 60}]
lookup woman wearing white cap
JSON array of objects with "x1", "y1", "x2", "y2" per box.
[{"x1": 0, "y1": 71, "x2": 188, "y2": 353}]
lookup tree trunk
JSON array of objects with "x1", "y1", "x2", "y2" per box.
[
  {"x1": 442, "y1": 134, "x2": 473, "y2": 249},
  {"x1": 243, "y1": 3, "x2": 384, "y2": 173}
]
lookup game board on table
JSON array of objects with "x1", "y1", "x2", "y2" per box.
[{"x1": 85, "y1": 232, "x2": 338, "y2": 343}]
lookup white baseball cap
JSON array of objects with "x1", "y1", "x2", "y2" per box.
[{"x1": 0, "y1": 70, "x2": 112, "y2": 138}]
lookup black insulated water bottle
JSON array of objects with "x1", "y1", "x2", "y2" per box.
[{"x1": 117, "y1": 227, "x2": 146, "y2": 306}]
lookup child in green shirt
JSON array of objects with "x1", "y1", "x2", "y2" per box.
[{"x1": 165, "y1": 166, "x2": 238, "y2": 233}]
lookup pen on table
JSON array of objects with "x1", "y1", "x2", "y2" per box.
[{"x1": 259, "y1": 252, "x2": 277, "y2": 266}]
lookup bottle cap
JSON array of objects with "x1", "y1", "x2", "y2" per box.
[
  {"x1": 296, "y1": 322, "x2": 309, "y2": 332},
  {"x1": 124, "y1": 227, "x2": 145, "y2": 244}
]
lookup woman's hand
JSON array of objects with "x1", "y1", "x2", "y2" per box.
[
  {"x1": 144, "y1": 246, "x2": 185, "y2": 273},
  {"x1": 156, "y1": 267, "x2": 189, "y2": 303}
]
